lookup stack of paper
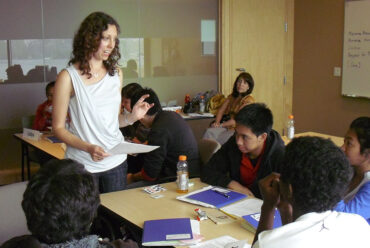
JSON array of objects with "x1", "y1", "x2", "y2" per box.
[
  {"x1": 177, "y1": 186, "x2": 247, "y2": 208},
  {"x1": 142, "y1": 218, "x2": 203, "y2": 246},
  {"x1": 220, "y1": 198, "x2": 282, "y2": 233},
  {"x1": 108, "y1": 141, "x2": 159, "y2": 155}
]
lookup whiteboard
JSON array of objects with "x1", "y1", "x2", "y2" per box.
[{"x1": 342, "y1": 0, "x2": 370, "y2": 98}]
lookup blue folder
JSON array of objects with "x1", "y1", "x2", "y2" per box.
[
  {"x1": 46, "y1": 136, "x2": 63, "y2": 143},
  {"x1": 142, "y1": 218, "x2": 193, "y2": 245},
  {"x1": 242, "y1": 209, "x2": 282, "y2": 230},
  {"x1": 187, "y1": 188, "x2": 247, "y2": 208}
]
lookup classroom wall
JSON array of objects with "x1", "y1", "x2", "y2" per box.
[{"x1": 293, "y1": 0, "x2": 369, "y2": 137}]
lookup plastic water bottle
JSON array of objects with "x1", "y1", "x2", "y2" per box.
[
  {"x1": 199, "y1": 95, "x2": 205, "y2": 113},
  {"x1": 287, "y1": 115, "x2": 295, "y2": 140},
  {"x1": 176, "y1": 155, "x2": 189, "y2": 193}
]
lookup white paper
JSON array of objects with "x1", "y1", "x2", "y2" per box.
[
  {"x1": 108, "y1": 141, "x2": 159, "y2": 155},
  {"x1": 220, "y1": 198, "x2": 263, "y2": 218},
  {"x1": 193, "y1": 235, "x2": 250, "y2": 248}
]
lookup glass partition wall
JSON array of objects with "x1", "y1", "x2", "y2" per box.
[{"x1": 0, "y1": 0, "x2": 218, "y2": 105}]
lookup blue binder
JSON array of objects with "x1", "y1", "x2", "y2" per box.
[
  {"x1": 142, "y1": 218, "x2": 193, "y2": 245},
  {"x1": 187, "y1": 188, "x2": 247, "y2": 208},
  {"x1": 242, "y1": 209, "x2": 282, "y2": 231}
]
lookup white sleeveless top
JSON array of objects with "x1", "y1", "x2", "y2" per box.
[{"x1": 65, "y1": 66, "x2": 126, "y2": 173}]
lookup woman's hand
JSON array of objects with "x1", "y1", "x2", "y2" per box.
[
  {"x1": 211, "y1": 122, "x2": 221, "y2": 128},
  {"x1": 87, "y1": 144, "x2": 110, "y2": 162},
  {"x1": 131, "y1": 94, "x2": 154, "y2": 121}
]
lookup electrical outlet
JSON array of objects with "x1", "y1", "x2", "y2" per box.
[{"x1": 334, "y1": 67, "x2": 341, "y2": 77}]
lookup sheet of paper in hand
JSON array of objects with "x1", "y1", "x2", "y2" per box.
[{"x1": 108, "y1": 141, "x2": 159, "y2": 155}]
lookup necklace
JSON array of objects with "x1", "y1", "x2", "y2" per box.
[{"x1": 92, "y1": 72, "x2": 99, "y2": 78}]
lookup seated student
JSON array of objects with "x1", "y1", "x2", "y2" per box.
[
  {"x1": 335, "y1": 116, "x2": 370, "y2": 224},
  {"x1": 32, "y1": 81, "x2": 55, "y2": 131},
  {"x1": 203, "y1": 72, "x2": 255, "y2": 144},
  {"x1": 201, "y1": 103, "x2": 284, "y2": 198},
  {"x1": 126, "y1": 88, "x2": 200, "y2": 187},
  {"x1": 1, "y1": 159, "x2": 138, "y2": 248},
  {"x1": 253, "y1": 137, "x2": 369, "y2": 248},
  {"x1": 120, "y1": 82, "x2": 149, "y2": 143}
]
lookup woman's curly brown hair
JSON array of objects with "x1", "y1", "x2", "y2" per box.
[{"x1": 69, "y1": 12, "x2": 121, "y2": 78}]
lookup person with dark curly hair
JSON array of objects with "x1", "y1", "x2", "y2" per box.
[
  {"x1": 0, "y1": 159, "x2": 138, "y2": 248},
  {"x1": 201, "y1": 103, "x2": 284, "y2": 198},
  {"x1": 335, "y1": 116, "x2": 370, "y2": 224},
  {"x1": 203, "y1": 72, "x2": 255, "y2": 144},
  {"x1": 252, "y1": 137, "x2": 369, "y2": 248},
  {"x1": 52, "y1": 12, "x2": 152, "y2": 193}
]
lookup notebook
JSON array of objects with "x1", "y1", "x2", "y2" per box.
[
  {"x1": 186, "y1": 187, "x2": 247, "y2": 208},
  {"x1": 241, "y1": 209, "x2": 282, "y2": 233},
  {"x1": 142, "y1": 218, "x2": 193, "y2": 246},
  {"x1": 45, "y1": 136, "x2": 63, "y2": 143}
]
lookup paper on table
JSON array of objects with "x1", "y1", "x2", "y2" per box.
[
  {"x1": 108, "y1": 141, "x2": 159, "y2": 155},
  {"x1": 192, "y1": 235, "x2": 250, "y2": 248},
  {"x1": 220, "y1": 198, "x2": 263, "y2": 218}
]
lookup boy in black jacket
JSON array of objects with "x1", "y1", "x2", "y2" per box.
[{"x1": 201, "y1": 103, "x2": 285, "y2": 198}]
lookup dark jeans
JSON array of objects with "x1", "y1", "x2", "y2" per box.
[{"x1": 93, "y1": 160, "x2": 128, "y2": 193}]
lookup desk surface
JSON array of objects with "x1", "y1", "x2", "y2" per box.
[
  {"x1": 100, "y1": 178, "x2": 255, "y2": 245},
  {"x1": 14, "y1": 131, "x2": 343, "y2": 162},
  {"x1": 282, "y1": 131, "x2": 343, "y2": 147},
  {"x1": 13, "y1": 133, "x2": 65, "y2": 160}
]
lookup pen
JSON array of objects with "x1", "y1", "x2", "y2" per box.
[{"x1": 212, "y1": 189, "x2": 230, "y2": 198}]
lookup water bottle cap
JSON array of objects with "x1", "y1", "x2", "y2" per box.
[
  {"x1": 288, "y1": 115, "x2": 294, "y2": 119},
  {"x1": 179, "y1": 155, "x2": 187, "y2": 161}
]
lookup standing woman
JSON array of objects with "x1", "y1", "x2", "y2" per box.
[
  {"x1": 203, "y1": 72, "x2": 255, "y2": 144},
  {"x1": 53, "y1": 12, "x2": 151, "y2": 193}
]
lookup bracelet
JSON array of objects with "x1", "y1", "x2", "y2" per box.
[
  {"x1": 220, "y1": 123, "x2": 223, "y2": 128},
  {"x1": 124, "y1": 114, "x2": 134, "y2": 125}
]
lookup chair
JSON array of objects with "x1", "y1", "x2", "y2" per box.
[
  {"x1": 198, "y1": 138, "x2": 221, "y2": 165},
  {"x1": 0, "y1": 181, "x2": 30, "y2": 244},
  {"x1": 21, "y1": 115, "x2": 35, "y2": 130}
]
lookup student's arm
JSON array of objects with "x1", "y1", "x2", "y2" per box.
[
  {"x1": 52, "y1": 70, "x2": 109, "y2": 161},
  {"x1": 334, "y1": 182, "x2": 370, "y2": 220},
  {"x1": 128, "y1": 128, "x2": 168, "y2": 182},
  {"x1": 227, "y1": 180, "x2": 254, "y2": 197},
  {"x1": 211, "y1": 98, "x2": 230, "y2": 128},
  {"x1": 252, "y1": 173, "x2": 281, "y2": 245},
  {"x1": 201, "y1": 140, "x2": 236, "y2": 187}
]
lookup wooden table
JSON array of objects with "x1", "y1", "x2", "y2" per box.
[
  {"x1": 282, "y1": 132, "x2": 343, "y2": 147},
  {"x1": 13, "y1": 133, "x2": 65, "y2": 181},
  {"x1": 100, "y1": 178, "x2": 254, "y2": 247}
]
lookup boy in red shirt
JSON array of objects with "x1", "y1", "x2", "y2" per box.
[{"x1": 33, "y1": 81, "x2": 55, "y2": 131}]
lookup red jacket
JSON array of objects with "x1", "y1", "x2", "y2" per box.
[{"x1": 33, "y1": 100, "x2": 52, "y2": 131}]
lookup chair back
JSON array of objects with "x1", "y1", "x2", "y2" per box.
[
  {"x1": 21, "y1": 115, "x2": 35, "y2": 129},
  {"x1": 0, "y1": 181, "x2": 30, "y2": 244},
  {"x1": 198, "y1": 138, "x2": 221, "y2": 165}
]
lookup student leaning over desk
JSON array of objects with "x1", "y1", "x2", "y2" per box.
[
  {"x1": 335, "y1": 116, "x2": 370, "y2": 224},
  {"x1": 52, "y1": 12, "x2": 152, "y2": 193},
  {"x1": 126, "y1": 88, "x2": 200, "y2": 187},
  {"x1": 201, "y1": 103, "x2": 285, "y2": 198}
]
